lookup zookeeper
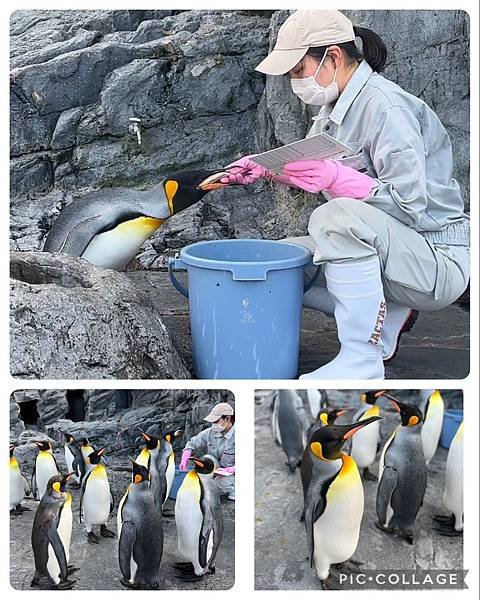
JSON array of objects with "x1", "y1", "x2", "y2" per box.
[{"x1": 221, "y1": 9, "x2": 470, "y2": 380}]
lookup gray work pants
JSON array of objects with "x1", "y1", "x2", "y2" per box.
[
  {"x1": 214, "y1": 475, "x2": 235, "y2": 500},
  {"x1": 285, "y1": 198, "x2": 469, "y2": 311}
]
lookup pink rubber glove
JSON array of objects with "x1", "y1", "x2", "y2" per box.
[
  {"x1": 223, "y1": 466, "x2": 235, "y2": 474},
  {"x1": 220, "y1": 155, "x2": 272, "y2": 185},
  {"x1": 179, "y1": 449, "x2": 192, "y2": 471},
  {"x1": 281, "y1": 159, "x2": 375, "y2": 199}
]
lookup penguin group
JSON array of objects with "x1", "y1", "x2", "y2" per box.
[
  {"x1": 268, "y1": 389, "x2": 463, "y2": 589},
  {"x1": 43, "y1": 169, "x2": 231, "y2": 270},
  {"x1": 10, "y1": 428, "x2": 226, "y2": 590}
]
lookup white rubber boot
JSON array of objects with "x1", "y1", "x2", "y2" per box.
[
  {"x1": 382, "y1": 303, "x2": 419, "y2": 362},
  {"x1": 304, "y1": 288, "x2": 417, "y2": 362},
  {"x1": 300, "y1": 257, "x2": 386, "y2": 380}
]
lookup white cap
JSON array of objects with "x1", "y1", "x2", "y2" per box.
[
  {"x1": 256, "y1": 10, "x2": 355, "y2": 75},
  {"x1": 203, "y1": 402, "x2": 234, "y2": 423}
]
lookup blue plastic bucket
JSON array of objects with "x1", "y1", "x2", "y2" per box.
[
  {"x1": 168, "y1": 239, "x2": 317, "y2": 379},
  {"x1": 169, "y1": 468, "x2": 188, "y2": 500},
  {"x1": 440, "y1": 409, "x2": 463, "y2": 449}
]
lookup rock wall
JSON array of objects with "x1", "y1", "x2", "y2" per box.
[
  {"x1": 11, "y1": 388, "x2": 235, "y2": 473},
  {"x1": 10, "y1": 9, "x2": 470, "y2": 262}
]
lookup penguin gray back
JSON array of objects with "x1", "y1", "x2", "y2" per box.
[{"x1": 274, "y1": 390, "x2": 307, "y2": 472}]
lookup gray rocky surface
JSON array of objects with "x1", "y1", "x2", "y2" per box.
[
  {"x1": 254, "y1": 390, "x2": 463, "y2": 590},
  {"x1": 10, "y1": 252, "x2": 190, "y2": 379}
]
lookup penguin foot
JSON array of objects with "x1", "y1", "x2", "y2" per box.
[
  {"x1": 363, "y1": 468, "x2": 378, "y2": 482},
  {"x1": 68, "y1": 564, "x2": 80, "y2": 575},
  {"x1": 87, "y1": 531, "x2": 100, "y2": 544},
  {"x1": 162, "y1": 509, "x2": 175, "y2": 518},
  {"x1": 100, "y1": 525, "x2": 116, "y2": 538},
  {"x1": 120, "y1": 579, "x2": 139, "y2": 589},
  {"x1": 432, "y1": 513, "x2": 455, "y2": 524},
  {"x1": 320, "y1": 576, "x2": 337, "y2": 590},
  {"x1": 434, "y1": 524, "x2": 463, "y2": 537},
  {"x1": 69, "y1": 482, "x2": 81, "y2": 489},
  {"x1": 374, "y1": 521, "x2": 393, "y2": 535},
  {"x1": 208, "y1": 565, "x2": 216, "y2": 574},
  {"x1": 176, "y1": 572, "x2": 204, "y2": 583},
  {"x1": 173, "y1": 562, "x2": 194, "y2": 572},
  {"x1": 57, "y1": 579, "x2": 76, "y2": 590}
]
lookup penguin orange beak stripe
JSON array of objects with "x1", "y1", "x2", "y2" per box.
[
  {"x1": 197, "y1": 172, "x2": 230, "y2": 191},
  {"x1": 342, "y1": 416, "x2": 382, "y2": 440},
  {"x1": 374, "y1": 390, "x2": 387, "y2": 398},
  {"x1": 139, "y1": 429, "x2": 151, "y2": 441},
  {"x1": 193, "y1": 459, "x2": 205, "y2": 468},
  {"x1": 337, "y1": 410, "x2": 347, "y2": 416}
]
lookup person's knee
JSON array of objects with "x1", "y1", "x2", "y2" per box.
[{"x1": 309, "y1": 197, "x2": 365, "y2": 237}]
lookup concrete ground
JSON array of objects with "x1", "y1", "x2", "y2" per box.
[
  {"x1": 254, "y1": 392, "x2": 463, "y2": 590},
  {"x1": 126, "y1": 270, "x2": 469, "y2": 379},
  {"x1": 10, "y1": 461, "x2": 235, "y2": 590}
]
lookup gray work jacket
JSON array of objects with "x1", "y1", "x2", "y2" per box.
[
  {"x1": 308, "y1": 60, "x2": 469, "y2": 246},
  {"x1": 184, "y1": 425, "x2": 235, "y2": 468}
]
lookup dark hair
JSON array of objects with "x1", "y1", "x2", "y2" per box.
[
  {"x1": 306, "y1": 26, "x2": 387, "y2": 73},
  {"x1": 222, "y1": 414, "x2": 235, "y2": 424}
]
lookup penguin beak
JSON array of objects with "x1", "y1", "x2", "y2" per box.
[
  {"x1": 197, "y1": 172, "x2": 230, "y2": 191},
  {"x1": 341, "y1": 416, "x2": 382, "y2": 440},
  {"x1": 65, "y1": 472, "x2": 75, "y2": 481},
  {"x1": 384, "y1": 393, "x2": 402, "y2": 412},
  {"x1": 336, "y1": 410, "x2": 347, "y2": 417},
  {"x1": 174, "y1": 430, "x2": 183, "y2": 437},
  {"x1": 374, "y1": 390, "x2": 387, "y2": 398},
  {"x1": 139, "y1": 429, "x2": 151, "y2": 442},
  {"x1": 193, "y1": 460, "x2": 205, "y2": 468}
]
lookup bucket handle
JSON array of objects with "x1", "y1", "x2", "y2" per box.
[
  {"x1": 168, "y1": 255, "x2": 189, "y2": 299},
  {"x1": 303, "y1": 264, "x2": 322, "y2": 293}
]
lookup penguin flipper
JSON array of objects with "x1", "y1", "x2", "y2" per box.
[
  {"x1": 118, "y1": 521, "x2": 136, "y2": 581},
  {"x1": 109, "y1": 490, "x2": 115, "y2": 515},
  {"x1": 22, "y1": 474, "x2": 31, "y2": 496},
  {"x1": 305, "y1": 496, "x2": 326, "y2": 568},
  {"x1": 31, "y1": 471, "x2": 37, "y2": 500},
  {"x1": 376, "y1": 465, "x2": 398, "y2": 525},
  {"x1": 47, "y1": 523, "x2": 69, "y2": 581}
]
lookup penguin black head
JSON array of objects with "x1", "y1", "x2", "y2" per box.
[
  {"x1": 87, "y1": 446, "x2": 107, "y2": 465},
  {"x1": 388, "y1": 396, "x2": 423, "y2": 427},
  {"x1": 80, "y1": 438, "x2": 92, "y2": 447},
  {"x1": 361, "y1": 390, "x2": 387, "y2": 405},
  {"x1": 46, "y1": 473, "x2": 71, "y2": 496},
  {"x1": 163, "y1": 429, "x2": 183, "y2": 444},
  {"x1": 317, "y1": 408, "x2": 346, "y2": 426},
  {"x1": 9, "y1": 444, "x2": 16, "y2": 458},
  {"x1": 59, "y1": 430, "x2": 76, "y2": 444},
  {"x1": 138, "y1": 429, "x2": 160, "y2": 451},
  {"x1": 309, "y1": 416, "x2": 382, "y2": 461},
  {"x1": 33, "y1": 440, "x2": 52, "y2": 452},
  {"x1": 190, "y1": 455, "x2": 216, "y2": 475},
  {"x1": 163, "y1": 169, "x2": 230, "y2": 215},
  {"x1": 130, "y1": 459, "x2": 150, "y2": 485}
]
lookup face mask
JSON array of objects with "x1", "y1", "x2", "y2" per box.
[
  {"x1": 290, "y1": 51, "x2": 339, "y2": 106},
  {"x1": 211, "y1": 421, "x2": 225, "y2": 432}
]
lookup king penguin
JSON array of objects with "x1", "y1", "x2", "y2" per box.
[
  {"x1": 376, "y1": 396, "x2": 427, "y2": 543},
  {"x1": 271, "y1": 389, "x2": 309, "y2": 472},
  {"x1": 31, "y1": 441, "x2": 60, "y2": 500},
  {"x1": 79, "y1": 446, "x2": 115, "y2": 544},
  {"x1": 31, "y1": 473, "x2": 75, "y2": 589},
  {"x1": 43, "y1": 169, "x2": 230, "y2": 270},
  {"x1": 59, "y1": 431, "x2": 83, "y2": 488},
  {"x1": 174, "y1": 454, "x2": 224, "y2": 582},
  {"x1": 433, "y1": 420, "x2": 463, "y2": 536},
  {"x1": 10, "y1": 444, "x2": 31, "y2": 514},
  {"x1": 117, "y1": 460, "x2": 164, "y2": 589},
  {"x1": 302, "y1": 416, "x2": 382, "y2": 587},
  {"x1": 350, "y1": 390, "x2": 386, "y2": 481},
  {"x1": 419, "y1": 389, "x2": 444, "y2": 465},
  {"x1": 300, "y1": 408, "x2": 346, "y2": 521},
  {"x1": 78, "y1": 438, "x2": 95, "y2": 484},
  {"x1": 140, "y1": 428, "x2": 183, "y2": 514}
]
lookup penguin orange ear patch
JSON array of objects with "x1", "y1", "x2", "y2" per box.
[
  {"x1": 320, "y1": 413, "x2": 328, "y2": 425},
  {"x1": 310, "y1": 441, "x2": 325, "y2": 459},
  {"x1": 52, "y1": 482, "x2": 61, "y2": 492},
  {"x1": 408, "y1": 415, "x2": 419, "y2": 426},
  {"x1": 165, "y1": 180, "x2": 179, "y2": 214},
  {"x1": 166, "y1": 435, "x2": 171, "y2": 442},
  {"x1": 134, "y1": 474, "x2": 143, "y2": 484}
]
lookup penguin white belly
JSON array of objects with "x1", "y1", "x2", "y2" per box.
[
  {"x1": 165, "y1": 454, "x2": 175, "y2": 505},
  {"x1": 175, "y1": 472, "x2": 203, "y2": 573},
  {"x1": 83, "y1": 473, "x2": 110, "y2": 528},
  {"x1": 313, "y1": 457, "x2": 364, "y2": 580},
  {"x1": 64, "y1": 447, "x2": 78, "y2": 483},
  {"x1": 81, "y1": 217, "x2": 162, "y2": 270},
  {"x1": 421, "y1": 406, "x2": 444, "y2": 465},
  {"x1": 351, "y1": 419, "x2": 379, "y2": 469},
  {"x1": 36, "y1": 454, "x2": 58, "y2": 499},
  {"x1": 307, "y1": 390, "x2": 321, "y2": 419},
  {"x1": 47, "y1": 495, "x2": 72, "y2": 585},
  {"x1": 443, "y1": 424, "x2": 463, "y2": 530},
  {"x1": 10, "y1": 465, "x2": 24, "y2": 509}
]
